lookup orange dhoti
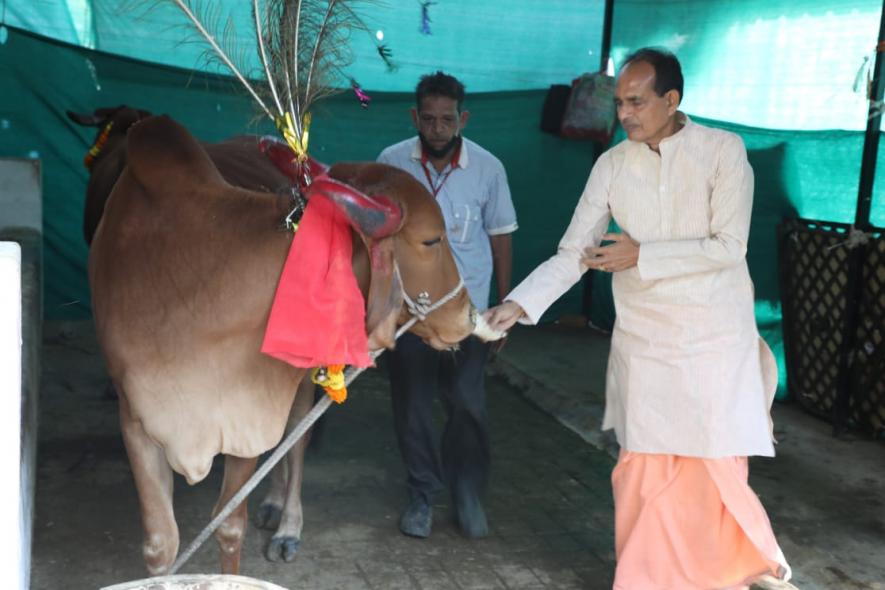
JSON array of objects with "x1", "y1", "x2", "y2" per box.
[{"x1": 612, "y1": 451, "x2": 790, "y2": 590}]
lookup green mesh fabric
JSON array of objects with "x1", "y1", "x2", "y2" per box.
[
  {"x1": 5, "y1": 0, "x2": 606, "y2": 92},
  {"x1": 609, "y1": 0, "x2": 881, "y2": 131}
]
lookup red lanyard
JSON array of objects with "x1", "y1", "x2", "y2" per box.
[
  {"x1": 420, "y1": 143, "x2": 461, "y2": 198},
  {"x1": 421, "y1": 162, "x2": 456, "y2": 198}
]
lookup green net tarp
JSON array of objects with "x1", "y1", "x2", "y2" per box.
[
  {"x1": 609, "y1": 0, "x2": 882, "y2": 132},
  {"x1": 6, "y1": 0, "x2": 606, "y2": 92}
]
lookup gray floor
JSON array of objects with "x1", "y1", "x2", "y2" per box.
[
  {"x1": 33, "y1": 321, "x2": 615, "y2": 590},
  {"x1": 31, "y1": 321, "x2": 885, "y2": 589}
]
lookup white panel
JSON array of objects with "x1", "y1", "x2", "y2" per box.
[{"x1": 0, "y1": 242, "x2": 23, "y2": 590}]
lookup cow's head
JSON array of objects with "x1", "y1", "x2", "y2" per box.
[
  {"x1": 311, "y1": 162, "x2": 503, "y2": 352},
  {"x1": 67, "y1": 106, "x2": 152, "y2": 169},
  {"x1": 67, "y1": 106, "x2": 152, "y2": 245}
]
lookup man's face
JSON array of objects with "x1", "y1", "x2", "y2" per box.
[
  {"x1": 411, "y1": 95, "x2": 469, "y2": 158},
  {"x1": 614, "y1": 61, "x2": 679, "y2": 148}
]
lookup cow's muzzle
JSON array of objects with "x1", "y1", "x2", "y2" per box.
[{"x1": 470, "y1": 306, "x2": 507, "y2": 342}]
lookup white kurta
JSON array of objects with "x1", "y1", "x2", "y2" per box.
[{"x1": 508, "y1": 115, "x2": 777, "y2": 458}]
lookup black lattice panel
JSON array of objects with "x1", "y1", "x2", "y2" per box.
[
  {"x1": 852, "y1": 234, "x2": 885, "y2": 435},
  {"x1": 779, "y1": 219, "x2": 885, "y2": 436},
  {"x1": 780, "y1": 221, "x2": 849, "y2": 420}
]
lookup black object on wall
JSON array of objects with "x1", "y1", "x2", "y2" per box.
[{"x1": 539, "y1": 84, "x2": 572, "y2": 135}]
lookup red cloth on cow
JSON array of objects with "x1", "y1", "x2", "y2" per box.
[{"x1": 261, "y1": 195, "x2": 372, "y2": 368}]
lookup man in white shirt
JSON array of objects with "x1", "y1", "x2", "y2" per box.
[
  {"x1": 378, "y1": 72, "x2": 518, "y2": 539},
  {"x1": 485, "y1": 49, "x2": 791, "y2": 588}
]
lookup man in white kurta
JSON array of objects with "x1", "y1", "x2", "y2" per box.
[
  {"x1": 510, "y1": 110, "x2": 779, "y2": 459},
  {"x1": 485, "y1": 49, "x2": 790, "y2": 589}
]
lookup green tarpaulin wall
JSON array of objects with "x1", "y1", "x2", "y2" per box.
[
  {"x1": 5, "y1": 0, "x2": 607, "y2": 93},
  {"x1": 2, "y1": 0, "x2": 884, "y2": 399}
]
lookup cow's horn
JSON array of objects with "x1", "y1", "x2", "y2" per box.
[{"x1": 308, "y1": 177, "x2": 403, "y2": 239}]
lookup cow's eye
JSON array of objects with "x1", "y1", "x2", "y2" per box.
[{"x1": 421, "y1": 237, "x2": 442, "y2": 246}]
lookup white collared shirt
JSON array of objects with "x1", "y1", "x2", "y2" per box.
[
  {"x1": 378, "y1": 137, "x2": 518, "y2": 311},
  {"x1": 507, "y1": 114, "x2": 777, "y2": 458}
]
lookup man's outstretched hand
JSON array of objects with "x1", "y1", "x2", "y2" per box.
[{"x1": 483, "y1": 301, "x2": 526, "y2": 333}]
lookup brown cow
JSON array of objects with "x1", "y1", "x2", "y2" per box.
[
  {"x1": 69, "y1": 106, "x2": 317, "y2": 563},
  {"x1": 70, "y1": 108, "x2": 497, "y2": 575}
]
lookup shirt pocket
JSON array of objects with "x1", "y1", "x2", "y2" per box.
[{"x1": 449, "y1": 203, "x2": 483, "y2": 244}]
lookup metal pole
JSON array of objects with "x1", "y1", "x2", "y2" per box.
[
  {"x1": 599, "y1": 0, "x2": 614, "y2": 72},
  {"x1": 855, "y1": 0, "x2": 885, "y2": 229},
  {"x1": 832, "y1": 0, "x2": 885, "y2": 435}
]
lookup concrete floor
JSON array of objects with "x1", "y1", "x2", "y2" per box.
[
  {"x1": 31, "y1": 321, "x2": 885, "y2": 589},
  {"x1": 33, "y1": 321, "x2": 616, "y2": 590}
]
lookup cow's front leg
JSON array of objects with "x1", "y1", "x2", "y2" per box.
[
  {"x1": 214, "y1": 455, "x2": 258, "y2": 574},
  {"x1": 266, "y1": 378, "x2": 314, "y2": 562},
  {"x1": 118, "y1": 391, "x2": 178, "y2": 575}
]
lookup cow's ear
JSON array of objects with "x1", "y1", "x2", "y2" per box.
[
  {"x1": 308, "y1": 177, "x2": 403, "y2": 239},
  {"x1": 66, "y1": 110, "x2": 104, "y2": 127},
  {"x1": 364, "y1": 237, "x2": 404, "y2": 352}
]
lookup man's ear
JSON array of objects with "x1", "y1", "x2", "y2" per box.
[
  {"x1": 665, "y1": 90, "x2": 680, "y2": 114},
  {"x1": 458, "y1": 109, "x2": 470, "y2": 133},
  {"x1": 410, "y1": 107, "x2": 419, "y2": 129}
]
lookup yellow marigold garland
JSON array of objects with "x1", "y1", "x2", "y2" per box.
[
  {"x1": 84, "y1": 121, "x2": 114, "y2": 169},
  {"x1": 311, "y1": 364, "x2": 347, "y2": 403}
]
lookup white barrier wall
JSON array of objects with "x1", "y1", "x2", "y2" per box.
[
  {"x1": 0, "y1": 159, "x2": 42, "y2": 230},
  {"x1": 0, "y1": 158, "x2": 42, "y2": 590},
  {"x1": 0, "y1": 243, "x2": 23, "y2": 590}
]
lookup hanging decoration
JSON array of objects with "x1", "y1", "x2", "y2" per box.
[
  {"x1": 419, "y1": 1, "x2": 437, "y2": 35},
  {"x1": 350, "y1": 78, "x2": 372, "y2": 108},
  {"x1": 376, "y1": 43, "x2": 397, "y2": 72},
  {"x1": 165, "y1": 0, "x2": 379, "y2": 175},
  {"x1": 853, "y1": 49, "x2": 884, "y2": 119}
]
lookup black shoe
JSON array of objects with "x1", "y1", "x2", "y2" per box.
[
  {"x1": 453, "y1": 486, "x2": 488, "y2": 539},
  {"x1": 399, "y1": 496, "x2": 432, "y2": 538}
]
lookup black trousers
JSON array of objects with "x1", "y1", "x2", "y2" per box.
[{"x1": 387, "y1": 332, "x2": 490, "y2": 504}]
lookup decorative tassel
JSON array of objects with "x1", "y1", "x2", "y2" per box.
[
  {"x1": 376, "y1": 43, "x2": 398, "y2": 72},
  {"x1": 350, "y1": 78, "x2": 372, "y2": 108},
  {"x1": 311, "y1": 365, "x2": 348, "y2": 403},
  {"x1": 84, "y1": 121, "x2": 114, "y2": 169},
  {"x1": 853, "y1": 55, "x2": 871, "y2": 96},
  {"x1": 419, "y1": 1, "x2": 437, "y2": 35}
]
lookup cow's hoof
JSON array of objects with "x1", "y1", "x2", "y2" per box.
[
  {"x1": 255, "y1": 503, "x2": 282, "y2": 530},
  {"x1": 265, "y1": 535, "x2": 300, "y2": 562}
]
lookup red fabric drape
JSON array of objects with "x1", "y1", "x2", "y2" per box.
[{"x1": 261, "y1": 195, "x2": 372, "y2": 368}]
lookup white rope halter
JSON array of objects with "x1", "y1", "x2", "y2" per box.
[{"x1": 394, "y1": 262, "x2": 465, "y2": 322}]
